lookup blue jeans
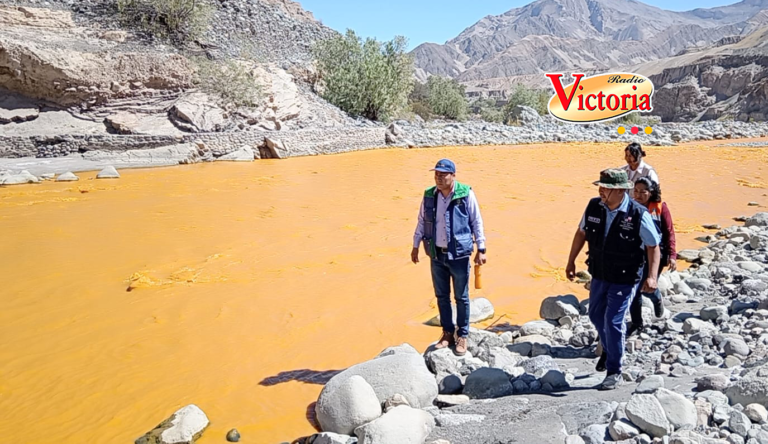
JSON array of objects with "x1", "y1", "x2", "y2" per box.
[
  {"x1": 430, "y1": 251, "x2": 471, "y2": 337},
  {"x1": 589, "y1": 278, "x2": 638, "y2": 374}
]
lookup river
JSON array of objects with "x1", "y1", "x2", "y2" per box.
[{"x1": 0, "y1": 140, "x2": 766, "y2": 443}]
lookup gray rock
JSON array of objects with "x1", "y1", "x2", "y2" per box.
[
  {"x1": 539, "y1": 369, "x2": 569, "y2": 389},
  {"x1": 725, "y1": 338, "x2": 751, "y2": 357},
  {"x1": 316, "y1": 352, "x2": 437, "y2": 413},
  {"x1": 0, "y1": 170, "x2": 39, "y2": 185},
  {"x1": 218, "y1": 146, "x2": 255, "y2": 162},
  {"x1": 378, "y1": 344, "x2": 419, "y2": 358},
  {"x1": 438, "y1": 375, "x2": 463, "y2": 395},
  {"x1": 684, "y1": 318, "x2": 718, "y2": 335},
  {"x1": 315, "y1": 375, "x2": 382, "y2": 434},
  {"x1": 354, "y1": 406, "x2": 434, "y2": 444},
  {"x1": 609, "y1": 419, "x2": 641, "y2": 441},
  {"x1": 226, "y1": 428, "x2": 240, "y2": 442},
  {"x1": 636, "y1": 375, "x2": 665, "y2": 394},
  {"x1": 135, "y1": 404, "x2": 209, "y2": 444},
  {"x1": 383, "y1": 394, "x2": 410, "y2": 412},
  {"x1": 702, "y1": 306, "x2": 729, "y2": 321},
  {"x1": 434, "y1": 394, "x2": 470, "y2": 408},
  {"x1": 521, "y1": 355, "x2": 559, "y2": 376},
  {"x1": 727, "y1": 378, "x2": 768, "y2": 408},
  {"x1": 746, "y1": 213, "x2": 768, "y2": 228},
  {"x1": 540, "y1": 295, "x2": 580, "y2": 320},
  {"x1": 655, "y1": 388, "x2": 697, "y2": 429},
  {"x1": 94, "y1": 165, "x2": 120, "y2": 179},
  {"x1": 558, "y1": 402, "x2": 616, "y2": 435},
  {"x1": 580, "y1": 424, "x2": 609, "y2": 444},
  {"x1": 745, "y1": 404, "x2": 768, "y2": 423},
  {"x1": 626, "y1": 394, "x2": 672, "y2": 438},
  {"x1": 696, "y1": 374, "x2": 731, "y2": 392},
  {"x1": 687, "y1": 278, "x2": 713, "y2": 291},
  {"x1": 676, "y1": 280, "x2": 696, "y2": 297},
  {"x1": 462, "y1": 368, "x2": 514, "y2": 399},
  {"x1": 731, "y1": 410, "x2": 752, "y2": 437},
  {"x1": 519, "y1": 320, "x2": 556, "y2": 336},
  {"x1": 56, "y1": 171, "x2": 79, "y2": 182}
]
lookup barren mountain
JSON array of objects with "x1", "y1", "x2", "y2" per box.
[{"x1": 413, "y1": 0, "x2": 768, "y2": 88}]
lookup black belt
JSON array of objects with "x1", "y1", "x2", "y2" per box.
[{"x1": 437, "y1": 246, "x2": 449, "y2": 253}]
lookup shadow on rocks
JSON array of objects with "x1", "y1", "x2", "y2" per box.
[{"x1": 259, "y1": 369, "x2": 345, "y2": 386}]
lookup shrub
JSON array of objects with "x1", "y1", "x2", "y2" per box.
[
  {"x1": 427, "y1": 76, "x2": 468, "y2": 120},
  {"x1": 504, "y1": 84, "x2": 551, "y2": 118},
  {"x1": 192, "y1": 57, "x2": 262, "y2": 108},
  {"x1": 117, "y1": 0, "x2": 212, "y2": 42},
  {"x1": 313, "y1": 30, "x2": 414, "y2": 121}
]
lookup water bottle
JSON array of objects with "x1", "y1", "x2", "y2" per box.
[{"x1": 474, "y1": 265, "x2": 482, "y2": 290}]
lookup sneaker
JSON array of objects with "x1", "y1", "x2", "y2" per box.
[
  {"x1": 434, "y1": 331, "x2": 454, "y2": 349},
  {"x1": 454, "y1": 336, "x2": 468, "y2": 356},
  {"x1": 595, "y1": 352, "x2": 608, "y2": 372},
  {"x1": 598, "y1": 372, "x2": 622, "y2": 390}
]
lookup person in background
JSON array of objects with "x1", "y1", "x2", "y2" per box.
[
  {"x1": 627, "y1": 177, "x2": 677, "y2": 336},
  {"x1": 621, "y1": 142, "x2": 659, "y2": 186},
  {"x1": 411, "y1": 159, "x2": 487, "y2": 356},
  {"x1": 566, "y1": 168, "x2": 660, "y2": 390}
]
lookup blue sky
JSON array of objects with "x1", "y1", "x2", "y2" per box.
[{"x1": 300, "y1": 0, "x2": 741, "y2": 50}]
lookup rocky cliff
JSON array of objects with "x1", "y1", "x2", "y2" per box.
[
  {"x1": 0, "y1": 0, "x2": 357, "y2": 146},
  {"x1": 413, "y1": 0, "x2": 768, "y2": 121}
]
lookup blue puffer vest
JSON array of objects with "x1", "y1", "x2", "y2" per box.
[{"x1": 422, "y1": 182, "x2": 474, "y2": 260}]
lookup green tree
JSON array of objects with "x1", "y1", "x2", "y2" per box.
[
  {"x1": 116, "y1": 0, "x2": 212, "y2": 42},
  {"x1": 503, "y1": 84, "x2": 551, "y2": 120},
  {"x1": 313, "y1": 30, "x2": 414, "y2": 121},
  {"x1": 427, "y1": 76, "x2": 468, "y2": 120}
]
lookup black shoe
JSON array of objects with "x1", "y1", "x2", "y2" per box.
[
  {"x1": 595, "y1": 353, "x2": 607, "y2": 372},
  {"x1": 626, "y1": 323, "x2": 643, "y2": 338}
]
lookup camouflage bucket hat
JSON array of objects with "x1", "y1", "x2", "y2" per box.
[{"x1": 593, "y1": 168, "x2": 633, "y2": 189}]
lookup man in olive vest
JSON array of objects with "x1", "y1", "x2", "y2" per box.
[
  {"x1": 566, "y1": 169, "x2": 660, "y2": 390},
  {"x1": 412, "y1": 159, "x2": 487, "y2": 356}
]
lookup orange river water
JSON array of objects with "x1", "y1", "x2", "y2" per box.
[{"x1": 1, "y1": 140, "x2": 768, "y2": 443}]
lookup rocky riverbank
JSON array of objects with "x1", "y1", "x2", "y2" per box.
[
  {"x1": 2, "y1": 114, "x2": 768, "y2": 184},
  {"x1": 129, "y1": 211, "x2": 768, "y2": 444},
  {"x1": 293, "y1": 211, "x2": 768, "y2": 444}
]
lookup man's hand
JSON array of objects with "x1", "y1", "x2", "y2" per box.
[
  {"x1": 566, "y1": 261, "x2": 576, "y2": 281},
  {"x1": 668, "y1": 258, "x2": 677, "y2": 272},
  {"x1": 642, "y1": 276, "x2": 658, "y2": 293},
  {"x1": 474, "y1": 252, "x2": 487, "y2": 266},
  {"x1": 411, "y1": 247, "x2": 419, "y2": 264}
]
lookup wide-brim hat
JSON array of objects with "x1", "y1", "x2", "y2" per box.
[{"x1": 593, "y1": 168, "x2": 633, "y2": 189}]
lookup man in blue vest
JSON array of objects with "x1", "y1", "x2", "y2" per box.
[
  {"x1": 566, "y1": 168, "x2": 660, "y2": 390},
  {"x1": 412, "y1": 158, "x2": 487, "y2": 356}
]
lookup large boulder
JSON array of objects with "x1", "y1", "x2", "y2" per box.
[
  {"x1": 683, "y1": 318, "x2": 717, "y2": 335},
  {"x1": 462, "y1": 368, "x2": 514, "y2": 399},
  {"x1": 171, "y1": 93, "x2": 226, "y2": 132},
  {"x1": 746, "y1": 213, "x2": 768, "y2": 228},
  {"x1": 96, "y1": 166, "x2": 120, "y2": 179},
  {"x1": 507, "y1": 105, "x2": 540, "y2": 124},
  {"x1": 654, "y1": 388, "x2": 697, "y2": 430},
  {"x1": 218, "y1": 146, "x2": 255, "y2": 162},
  {"x1": 315, "y1": 351, "x2": 438, "y2": 413},
  {"x1": 0, "y1": 170, "x2": 39, "y2": 185},
  {"x1": 540, "y1": 295, "x2": 580, "y2": 320},
  {"x1": 726, "y1": 377, "x2": 768, "y2": 406},
  {"x1": 315, "y1": 375, "x2": 382, "y2": 435},
  {"x1": 426, "y1": 297, "x2": 495, "y2": 326},
  {"x1": 354, "y1": 405, "x2": 434, "y2": 444},
  {"x1": 135, "y1": 404, "x2": 209, "y2": 444},
  {"x1": 625, "y1": 394, "x2": 671, "y2": 438}
]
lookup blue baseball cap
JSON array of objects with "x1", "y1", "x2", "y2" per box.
[{"x1": 430, "y1": 158, "x2": 456, "y2": 173}]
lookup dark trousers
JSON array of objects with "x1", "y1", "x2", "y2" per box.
[
  {"x1": 430, "y1": 250, "x2": 471, "y2": 337},
  {"x1": 629, "y1": 258, "x2": 666, "y2": 327},
  {"x1": 589, "y1": 278, "x2": 638, "y2": 375}
]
